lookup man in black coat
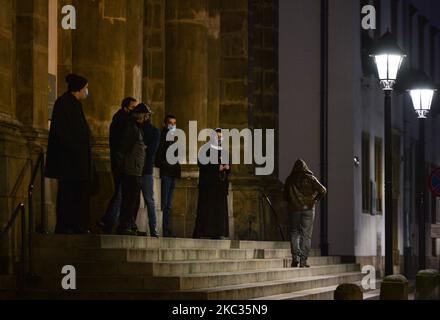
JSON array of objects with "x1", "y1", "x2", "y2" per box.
[
  {"x1": 115, "y1": 105, "x2": 148, "y2": 236},
  {"x1": 45, "y1": 74, "x2": 92, "y2": 234},
  {"x1": 98, "y1": 97, "x2": 138, "y2": 234},
  {"x1": 155, "y1": 115, "x2": 182, "y2": 237}
]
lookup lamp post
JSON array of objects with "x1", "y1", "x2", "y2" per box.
[
  {"x1": 408, "y1": 71, "x2": 437, "y2": 271},
  {"x1": 370, "y1": 31, "x2": 406, "y2": 276}
]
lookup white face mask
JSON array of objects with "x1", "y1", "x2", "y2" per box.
[
  {"x1": 168, "y1": 125, "x2": 177, "y2": 132},
  {"x1": 83, "y1": 88, "x2": 89, "y2": 99}
]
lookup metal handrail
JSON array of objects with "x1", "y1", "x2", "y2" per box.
[
  {"x1": 0, "y1": 203, "x2": 25, "y2": 239},
  {"x1": 261, "y1": 192, "x2": 286, "y2": 241},
  {"x1": 0, "y1": 151, "x2": 46, "y2": 289},
  {"x1": 28, "y1": 152, "x2": 47, "y2": 234},
  {"x1": 0, "y1": 203, "x2": 26, "y2": 291}
]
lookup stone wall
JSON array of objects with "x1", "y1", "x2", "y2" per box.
[
  {"x1": 144, "y1": 0, "x2": 166, "y2": 128},
  {"x1": 0, "y1": 0, "x2": 49, "y2": 275}
]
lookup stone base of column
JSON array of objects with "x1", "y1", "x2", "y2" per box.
[{"x1": 171, "y1": 172, "x2": 285, "y2": 241}]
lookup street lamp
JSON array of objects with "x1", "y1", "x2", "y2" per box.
[
  {"x1": 408, "y1": 71, "x2": 437, "y2": 271},
  {"x1": 370, "y1": 31, "x2": 406, "y2": 276}
]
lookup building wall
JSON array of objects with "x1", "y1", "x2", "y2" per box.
[
  {"x1": 279, "y1": 0, "x2": 322, "y2": 248},
  {"x1": 279, "y1": 0, "x2": 440, "y2": 273}
]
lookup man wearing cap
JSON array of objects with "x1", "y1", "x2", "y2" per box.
[
  {"x1": 45, "y1": 74, "x2": 92, "y2": 234},
  {"x1": 115, "y1": 104, "x2": 148, "y2": 236},
  {"x1": 98, "y1": 97, "x2": 138, "y2": 234}
]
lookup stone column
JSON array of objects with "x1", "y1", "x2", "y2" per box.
[
  {"x1": 16, "y1": 0, "x2": 49, "y2": 133},
  {"x1": 0, "y1": 0, "x2": 16, "y2": 123},
  {"x1": 72, "y1": 0, "x2": 128, "y2": 139},
  {"x1": 69, "y1": 0, "x2": 144, "y2": 229},
  {"x1": 125, "y1": 0, "x2": 144, "y2": 100},
  {"x1": 0, "y1": 0, "x2": 18, "y2": 274},
  {"x1": 57, "y1": 0, "x2": 73, "y2": 96},
  {"x1": 143, "y1": 0, "x2": 166, "y2": 128},
  {"x1": 164, "y1": 0, "x2": 211, "y2": 238},
  {"x1": 207, "y1": 0, "x2": 221, "y2": 130},
  {"x1": 165, "y1": 0, "x2": 209, "y2": 142}
]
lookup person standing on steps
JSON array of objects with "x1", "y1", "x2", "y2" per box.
[
  {"x1": 136, "y1": 104, "x2": 161, "y2": 238},
  {"x1": 45, "y1": 74, "x2": 93, "y2": 235},
  {"x1": 115, "y1": 104, "x2": 148, "y2": 236},
  {"x1": 193, "y1": 129, "x2": 231, "y2": 240},
  {"x1": 98, "y1": 97, "x2": 138, "y2": 234},
  {"x1": 284, "y1": 159, "x2": 327, "y2": 268},
  {"x1": 155, "y1": 115, "x2": 182, "y2": 238}
]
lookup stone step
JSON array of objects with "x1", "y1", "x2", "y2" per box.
[
  {"x1": 0, "y1": 276, "x2": 17, "y2": 289},
  {"x1": 33, "y1": 255, "x2": 344, "y2": 277},
  {"x1": 33, "y1": 247, "x2": 320, "y2": 263},
  {"x1": 35, "y1": 263, "x2": 359, "y2": 291},
  {"x1": 33, "y1": 234, "x2": 302, "y2": 252},
  {"x1": 252, "y1": 280, "x2": 382, "y2": 300},
  {"x1": 22, "y1": 272, "x2": 364, "y2": 300},
  {"x1": 188, "y1": 272, "x2": 364, "y2": 300},
  {"x1": 33, "y1": 258, "x2": 286, "y2": 277},
  {"x1": 176, "y1": 263, "x2": 359, "y2": 291}
]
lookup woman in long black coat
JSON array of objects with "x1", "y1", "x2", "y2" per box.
[
  {"x1": 45, "y1": 74, "x2": 93, "y2": 234},
  {"x1": 193, "y1": 129, "x2": 231, "y2": 240}
]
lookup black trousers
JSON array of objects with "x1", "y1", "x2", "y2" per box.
[
  {"x1": 55, "y1": 180, "x2": 90, "y2": 234},
  {"x1": 118, "y1": 174, "x2": 141, "y2": 231}
]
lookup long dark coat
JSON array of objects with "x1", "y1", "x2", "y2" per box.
[
  {"x1": 109, "y1": 109, "x2": 131, "y2": 175},
  {"x1": 193, "y1": 147, "x2": 231, "y2": 239},
  {"x1": 45, "y1": 92, "x2": 92, "y2": 182}
]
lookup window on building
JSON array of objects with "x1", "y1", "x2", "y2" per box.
[
  {"x1": 375, "y1": 138, "x2": 383, "y2": 214},
  {"x1": 362, "y1": 133, "x2": 371, "y2": 212}
]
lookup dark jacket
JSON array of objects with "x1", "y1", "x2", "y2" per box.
[
  {"x1": 116, "y1": 120, "x2": 146, "y2": 177},
  {"x1": 143, "y1": 121, "x2": 160, "y2": 176},
  {"x1": 155, "y1": 128, "x2": 182, "y2": 179},
  {"x1": 109, "y1": 109, "x2": 132, "y2": 174},
  {"x1": 284, "y1": 160, "x2": 327, "y2": 212},
  {"x1": 45, "y1": 92, "x2": 92, "y2": 181}
]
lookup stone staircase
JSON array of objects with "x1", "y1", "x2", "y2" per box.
[{"x1": 2, "y1": 235, "x2": 380, "y2": 300}]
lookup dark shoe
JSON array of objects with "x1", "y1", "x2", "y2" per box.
[
  {"x1": 75, "y1": 229, "x2": 91, "y2": 235},
  {"x1": 97, "y1": 221, "x2": 113, "y2": 235},
  {"x1": 151, "y1": 233, "x2": 160, "y2": 238},
  {"x1": 291, "y1": 261, "x2": 299, "y2": 268},
  {"x1": 117, "y1": 229, "x2": 138, "y2": 236},
  {"x1": 136, "y1": 231, "x2": 148, "y2": 237},
  {"x1": 300, "y1": 261, "x2": 311, "y2": 268}
]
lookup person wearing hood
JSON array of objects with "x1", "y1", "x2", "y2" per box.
[
  {"x1": 193, "y1": 129, "x2": 231, "y2": 240},
  {"x1": 97, "y1": 97, "x2": 138, "y2": 234},
  {"x1": 45, "y1": 74, "x2": 92, "y2": 234},
  {"x1": 284, "y1": 159, "x2": 327, "y2": 268}
]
